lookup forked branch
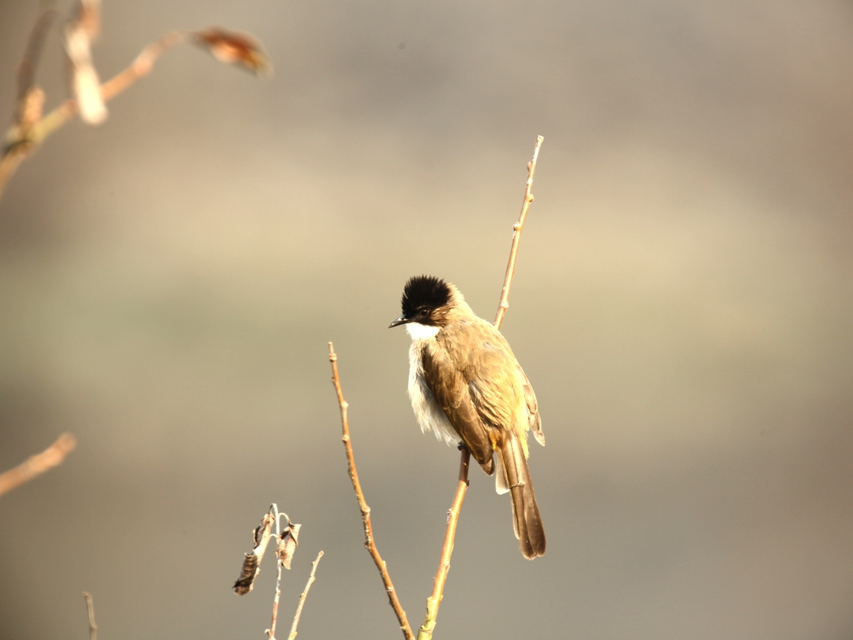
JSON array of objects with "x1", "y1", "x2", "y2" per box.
[
  {"x1": 330, "y1": 136, "x2": 545, "y2": 640},
  {"x1": 1, "y1": 3, "x2": 270, "y2": 201}
]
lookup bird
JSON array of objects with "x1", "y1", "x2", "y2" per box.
[{"x1": 389, "y1": 275, "x2": 546, "y2": 559}]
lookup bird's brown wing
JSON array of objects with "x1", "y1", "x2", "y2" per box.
[
  {"x1": 421, "y1": 340, "x2": 495, "y2": 474},
  {"x1": 439, "y1": 319, "x2": 524, "y2": 437}
]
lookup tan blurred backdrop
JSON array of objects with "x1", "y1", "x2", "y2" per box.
[{"x1": 1, "y1": 1, "x2": 852, "y2": 638}]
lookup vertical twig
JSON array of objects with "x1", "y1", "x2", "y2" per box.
[
  {"x1": 83, "y1": 592, "x2": 97, "y2": 640},
  {"x1": 328, "y1": 343, "x2": 415, "y2": 640},
  {"x1": 287, "y1": 551, "x2": 325, "y2": 640},
  {"x1": 268, "y1": 553, "x2": 283, "y2": 639},
  {"x1": 0, "y1": 433, "x2": 77, "y2": 497},
  {"x1": 417, "y1": 135, "x2": 546, "y2": 638},
  {"x1": 266, "y1": 504, "x2": 284, "y2": 640},
  {"x1": 417, "y1": 449, "x2": 471, "y2": 640},
  {"x1": 494, "y1": 135, "x2": 544, "y2": 330}
]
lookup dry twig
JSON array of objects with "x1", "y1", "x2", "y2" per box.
[
  {"x1": 416, "y1": 449, "x2": 471, "y2": 640},
  {"x1": 287, "y1": 551, "x2": 324, "y2": 640},
  {"x1": 328, "y1": 342, "x2": 415, "y2": 640},
  {"x1": 494, "y1": 135, "x2": 544, "y2": 330},
  {"x1": 0, "y1": 432, "x2": 77, "y2": 498},
  {"x1": 0, "y1": 6, "x2": 270, "y2": 201},
  {"x1": 417, "y1": 135, "x2": 545, "y2": 639},
  {"x1": 265, "y1": 506, "x2": 295, "y2": 640},
  {"x1": 328, "y1": 136, "x2": 545, "y2": 639},
  {"x1": 83, "y1": 591, "x2": 97, "y2": 640}
]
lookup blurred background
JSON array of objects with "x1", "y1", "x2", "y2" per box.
[{"x1": 1, "y1": 0, "x2": 852, "y2": 638}]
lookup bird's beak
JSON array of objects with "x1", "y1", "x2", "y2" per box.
[{"x1": 388, "y1": 315, "x2": 409, "y2": 329}]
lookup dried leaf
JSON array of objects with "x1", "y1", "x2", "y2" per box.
[
  {"x1": 194, "y1": 28, "x2": 272, "y2": 76},
  {"x1": 232, "y1": 510, "x2": 278, "y2": 595},
  {"x1": 233, "y1": 552, "x2": 259, "y2": 595},
  {"x1": 277, "y1": 522, "x2": 301, "y2": 570},
  {"x1": 254, "y1": 511, "x2": 275, "y2": 548}
]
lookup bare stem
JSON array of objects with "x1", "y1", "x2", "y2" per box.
[
  {"x1": 494, "y1": 135, "x2": 544, "y2": 330},
  {"x1": 287, "y1": 551, "x2": 325, "y2": 640},
  {"x1": 267, "y1": 504, "x2": 284, "y2": 640},
  {"x1": 418, "y1": 136, "x2": 546, "y2": 636},
  {"x1": 83, "y1": 592, "x2": 97, "y2": 640},
  {"x1": 328, "y1": 342, "x2": 415, "y2": 640},
  {"x1": 417, "y1": 449, "x2": 471, "y2": 640},
  {"x1": 0, "y1": 433, "x2": 77, "y2": 497}
]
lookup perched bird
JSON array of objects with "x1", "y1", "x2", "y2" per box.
[{"x1": 389, "y1": 275, "x2": 546, "y2": 559}]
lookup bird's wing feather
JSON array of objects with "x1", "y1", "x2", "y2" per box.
[
  {"x1": 441, "y1": 319, "x2": 525, "y2": 438},
  {"x1": 421, "y1": 340, "x2": 495, "y2": 473}
]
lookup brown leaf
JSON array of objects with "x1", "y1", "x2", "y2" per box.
[
  {"x1": 276, "y1": 522, "x2": 301, "y2": 570},
  {"x1": 194, "y1": 28, "x2": 272, "y2": 76},
  {"x1": 233, "y1": 552, "x2": 259, "y2": 595}
]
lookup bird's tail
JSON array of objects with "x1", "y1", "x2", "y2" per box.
[{"x1": 496, "y1": 435, "x2": 546, "y2": 559}]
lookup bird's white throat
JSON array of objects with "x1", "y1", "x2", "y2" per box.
[{"x1": 405, "y1": 322, "x2": 440, "y2": 341}]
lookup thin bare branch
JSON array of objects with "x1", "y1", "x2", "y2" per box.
[
  {"x1": 268, "y1": 507, "x2": 301, "y2": 640},
  {"x1": 287, "y1": 550, "x2": 324, "y2": 640},
  {"x1": 417, "y1": 448, "x2": 471, "y2": 640},
  {"x1": 0, "y1": 29, "x2": 185, "y2": 198},
  {"x1": 0, "y1": 23, "x2": 269, "y2": 201},
  {"x1": 328, "y1": 342, "x2": 415, "y2": 640},
  {"x1": 418, "y1": 136, "x2": 546, "y2": 637},
  {"x1": 494, "y1": 135, "x2": 544, "y2": 330},
  {"x1": 268, "y1": 534, "x2": 284, "y2": 640},
  {"x1": 83, "y1": 592, "x2": 97, "y2": 640},
  {"x1": 0, "y1": 433, "x2": 77, "y2": 498}
]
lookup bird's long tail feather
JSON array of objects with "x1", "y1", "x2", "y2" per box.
[{"x1": 497, "y1": 435, "x2": 546, "y2": 559}]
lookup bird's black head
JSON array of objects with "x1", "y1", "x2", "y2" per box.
[{"x1": 389, "y1": 275, "x2": 452, "y2": 328}]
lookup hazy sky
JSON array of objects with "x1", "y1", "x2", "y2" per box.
[{"x1": 1, "y1": 1, "x2": 852, "y2": 639}]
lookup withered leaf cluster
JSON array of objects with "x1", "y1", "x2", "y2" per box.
[{"x1": 233, "y1": 508, "x2": 301, "y2": 595}]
